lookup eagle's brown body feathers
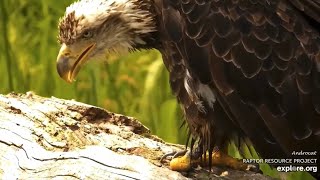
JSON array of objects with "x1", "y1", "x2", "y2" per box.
[{"x1": 153, "y1": 0, "x2": 320, "y2": 173}]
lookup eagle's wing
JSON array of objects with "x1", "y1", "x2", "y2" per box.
[
  {"x1": 290, "y1": 0, "x2": 320, "y2": 24},
  {"x1": 160, "y1": 0, "x2": 320, "y2": 159}
]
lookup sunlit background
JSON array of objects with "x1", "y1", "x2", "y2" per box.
[{"x1": 0, "y1": 1, "x2": 313, "y2": 179}]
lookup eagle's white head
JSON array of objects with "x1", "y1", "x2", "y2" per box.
[{"x1": 57, "y1": 0, "x2": 156, "y2": 82}]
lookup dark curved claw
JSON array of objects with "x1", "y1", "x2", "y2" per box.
[
  {"x1": 160, "y1": 149, "x2": 188, "y2": 163},
  {"x1": 246, "y1": 163, "x2": 262, "y2": 173}
]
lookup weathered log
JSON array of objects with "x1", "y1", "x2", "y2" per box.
[{"x1": 0, "y1": 92, "x2": 272, "y2": 179}]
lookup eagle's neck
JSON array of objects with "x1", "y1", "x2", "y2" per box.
[{"x1": 128, "y1": 0, "x2": 160, "y2": 50}]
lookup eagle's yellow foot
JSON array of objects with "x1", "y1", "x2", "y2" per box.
[
  {"x1": 162, "y1": 149, "x2": 260, "y2": 173},
  {"x1": 209, "y1": 151, "x2": 260, "y2": 172},
  {"x1": 169, "y1": 151, "x2": 192, "y2": 171},
  {"x1": 160, "y1": 150, "x2": 192, "y2": 171}
]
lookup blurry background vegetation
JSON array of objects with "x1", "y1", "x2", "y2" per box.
[{"x1": 0, "y1": 1, "x2": 313, "y2": 179}]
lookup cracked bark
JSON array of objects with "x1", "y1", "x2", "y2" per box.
[{"x1": 0, "y1": 92, "x2": 273, "y2": 180}]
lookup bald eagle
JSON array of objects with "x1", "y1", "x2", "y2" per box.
[{"x1": 56, "y1": 0, "x2": 320, "y2": 178}]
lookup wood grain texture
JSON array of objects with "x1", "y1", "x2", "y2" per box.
[{"x1": 0, "y1": 92, "x2": 272, "y2": 180}]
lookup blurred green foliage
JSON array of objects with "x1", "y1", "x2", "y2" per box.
[{"x1": 0, "y1": 1, "x2": 314, "y2": 179}]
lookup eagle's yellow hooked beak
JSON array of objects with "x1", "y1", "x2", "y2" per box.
[{"x1": 56, "y1": 43, "x2": 96, "y2": 83}]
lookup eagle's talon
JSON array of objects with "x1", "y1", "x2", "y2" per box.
[
  {"x1": 246, "y1": 164, "x2": 261, "y2": 173},
  {"x1": 160, "y1": 149, "x2": 188, "y2": 163},
  {"x1": 172, "y1": 149, "x2": 188, "y2": 158},
  {"x1": 160, "y1": 151, "x2": 175, "y2": 162}
]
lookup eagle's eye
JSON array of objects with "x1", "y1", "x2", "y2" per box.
[{"x1": 82, "y1": 30, "x2": 93, "y2": 39}]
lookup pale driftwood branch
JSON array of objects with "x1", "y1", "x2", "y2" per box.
[{"x1": 0, "y1": 92, "x2": 272, "y2": 180}]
